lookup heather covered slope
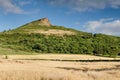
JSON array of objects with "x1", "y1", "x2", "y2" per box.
[{"x1": 0, "y1": 18, "x2": 120, "y2": 57}]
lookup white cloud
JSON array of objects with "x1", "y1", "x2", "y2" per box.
[
  {"x1": 84, "y1": 18, "x2": 120, "y2": 36},
  {"x1": 49, "y1": 0, "x2": 120, "y2": 12},
  {"x1": 0, "y1": 0, "x2": 24, "y2": 14}
]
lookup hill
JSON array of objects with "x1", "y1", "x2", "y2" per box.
[
  {"x1": 4, "y1": 18, "x2": 88, "y2": 35},
  {"x1": 0, "y1": 18, "x2": 120, "y2": 57}
]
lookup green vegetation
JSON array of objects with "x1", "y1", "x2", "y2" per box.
[
  {"x1": 0, "y1": 19, "x2": 120, "y2": 57},
  {"x1": 0, "y1": 47, "x2": 35, "y2": 55},
  {"x1": 0, "y1": 32, "x2": 120, "y2": 57}
]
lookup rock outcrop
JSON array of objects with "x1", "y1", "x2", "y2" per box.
[{"x1": 37, "y1": 18, "x2": 52, "y2": 27}]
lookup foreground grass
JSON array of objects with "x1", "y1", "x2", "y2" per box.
[
  {"x1": 0, "y1": 70, "x2": 119, "y2": 80},
  {"x1": 0, "y1": 47, "x2": 120, "y2": 80},
  {"x1": 0, "y1": 59, "x2": 120, "y2": 80}
]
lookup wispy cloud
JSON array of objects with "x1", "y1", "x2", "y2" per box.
[
  {"x1": 84, "y1": 18, "x2": 120, "y2": 36},
  {"x1": 48, "y1": 0, "x2": 120, "y2": 12},
  {"x1": 1, "y1": 0, "x2": 120, "y2": 14},
  {"x1": 0, "y1": 0, "x2": 25, "y2": 14}
]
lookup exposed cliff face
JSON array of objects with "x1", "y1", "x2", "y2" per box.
[{"x1": 37, "y1": 18, "x2": 52, "y2": 27}]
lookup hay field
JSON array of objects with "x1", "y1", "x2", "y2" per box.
[{"x1": 0, "y1": 54, "x2": 120, "y2": 80}]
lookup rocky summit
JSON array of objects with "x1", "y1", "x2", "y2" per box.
[{"x1": 37, "y1": 18, "x2": 52, "y2": 27}]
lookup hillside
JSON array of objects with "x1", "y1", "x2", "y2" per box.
[
  {"x1": 5, "y1": 18, "x2": 85, "y2": 35},
  {"x1": 0, "y1": 18, "x2": 120, "y2": 57}
]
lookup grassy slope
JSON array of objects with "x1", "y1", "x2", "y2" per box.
[{"x1": 0, "y1": 47, "x2": 36, "y2": 55}]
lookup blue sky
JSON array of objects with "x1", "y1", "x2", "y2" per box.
[{"x1": 0, "y1": 0, "x2": 120, "y2": 36}]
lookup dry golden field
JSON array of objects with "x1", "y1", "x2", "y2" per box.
[{"x1": 0, "y1": 54, "x2": 120, "y2": 80}]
